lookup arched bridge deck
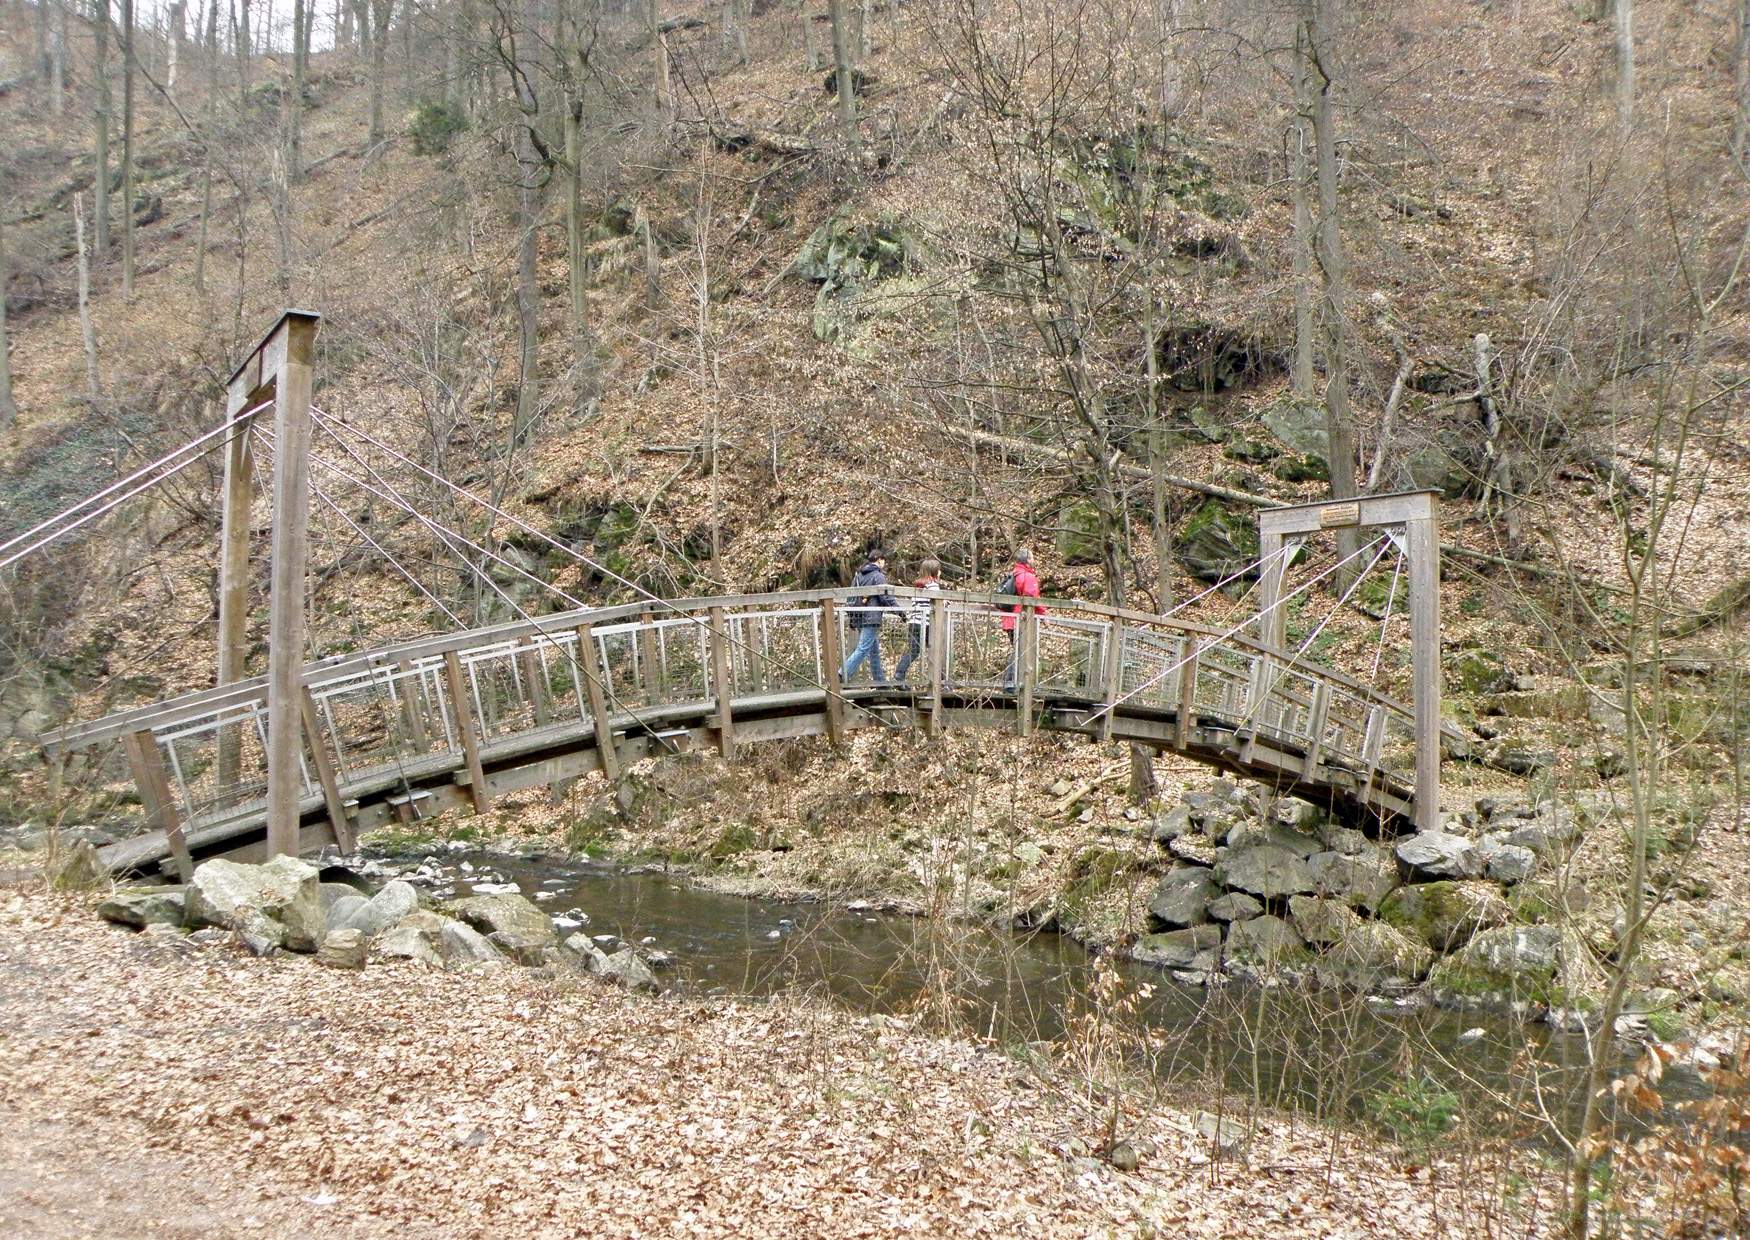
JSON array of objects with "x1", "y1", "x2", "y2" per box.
[{"x1": 40, "y1": 589, "x2": 1460, "y2": 877}]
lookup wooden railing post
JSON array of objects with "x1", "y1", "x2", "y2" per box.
[
  {"x1": 637, "y1": 609, "x2": 662, "y2": 702},
  {"x1": 298, "y1": 687, "x2": 356, "y2": 853},
  {"x1": 1016, "y1": 602, "x2": 1037, "y2": 736},
  {"x1": 443, "y1": 650, "x2": 491, "y2": 813},
  {"x1": 820, "y1": 598, "x2": 845, "y2": 745},
  {"x1": 575, "y1": 623, "x2": 621, "y2": 782},
  {"x1": 708, "y1": 606, "x2": 735, "y2": 758},
  {"x1": 1175, "y1": 641, "x2": 1200, "y2": 751},
  {"x1": 518, "y1": 636, "x2": 550, "y2": 727},
  {"x1": 927, "y1": 597, "x2": 947, "y2": 737},
  {"x1": 396, "y1": 658, "x2": 429, "y2": 750},
  {"x1": 123, "y1": 729, "x2": 194, "y2": 882},
  {"x1": 1099, "y1": 619, "x2": 1124, "y2": 741},
  {"x1": 1303, "y1": 681, "x2": 1332, "y2": 777}
]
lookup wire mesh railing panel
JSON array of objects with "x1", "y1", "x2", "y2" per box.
[
  {"x1": 1378, "y1": 711, "x2": 1418, "y2": 783},
  {"x1": 729, "y1": 609, "x2": 822, "y2": 697},
  {"x1": 1191, "y1": 641, "x2": 1256, "y2": 722},
  {"x1": 156, "y1": 703, "x2": 310, "y2": 824},
  {"x1": 1320, "y1": 686, "x2": 1374, "y2": 767},
  {"x1": 460, "y1": 642, "x2": 543, "y2": 743},
  {"x1": 519, "y1": 633, "x2": 587, "y2": 728},
  {"x1": 310, "y1": 663, "x2": 443, "y2": 783},
  {"x1": 1119, "y1": 628, "x2": 1190, "y2": 709},
  {"x1": 649, "y1": 617, "x2": 711, "y2": 705},
  {"x1": 591, "y1": 622, "x2": 656, "y2": 710},
  {"x1": 944, "y1": 603, "x2": 1018, "y2": 693},
  {"x1": 1255, "y1": 665, "x2": 1322, "y2": 747},
  {"x1": 1036, "y1": 616, "x2": 1105, "y2": 696}
]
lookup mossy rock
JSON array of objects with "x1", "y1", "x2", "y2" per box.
[
  {"x1": 1314, "y1": 921, "x2": 1435, "y2": 989},
  {"x1": 1260, "y1": 401, "x2": 1329, "y2": 460},
  {"x1": 1426, "y1": 924, "x2": 1601, "y2": 1008},
  {"x1": 1449, "y1": 648, "x2": 1515, "y2": 696},
  {"x1": 1378, "y1": 880, "x2": 1509, "y2": 952},
  {"x1": 792, "y1": 208, "x2": 920, "y2": 288},
  {"x1": 1222, "y1": 436, "x2": 1278, "y2": 464},
  {"x1": 1054, "y1": 498, "x2": 1105, "y2": 567},
  {"x1": 1272, "y1": 454, "x2": 1329, "y2": 484},
  {"x1": 1175, "y1": 500, "x2": 1260, "y2": 584}
]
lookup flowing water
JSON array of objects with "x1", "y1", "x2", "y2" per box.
[{"x1": 373, "y1": 847, "x2": 1705, "y2": 1138}]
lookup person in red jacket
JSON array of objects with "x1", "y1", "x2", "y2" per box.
[{"x1": 1001, "y1": 547, "x2": 1043, "y2": 690}]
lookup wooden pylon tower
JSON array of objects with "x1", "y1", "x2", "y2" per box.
[{"x1": 215, "y1": 309, "x2": 322, "y2": 859}]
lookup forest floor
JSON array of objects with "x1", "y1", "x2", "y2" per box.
[{"x1": 0, "y1": 884, "x2": 1544, "y2": 1239}]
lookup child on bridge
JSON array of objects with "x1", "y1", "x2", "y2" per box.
[{"x1": 894, "y1": 557, "x2": 942, "y2": 683}]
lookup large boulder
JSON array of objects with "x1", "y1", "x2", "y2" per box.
[
  {"x1": 1476, "y1": 836, "x2": 1538, "y2": 884},
  {"x1": 316, "y1": 928, "x2": 367, "y2": 970},
  {"x1": 1132, "y1": 924, "x2": 1222, "y2": 970},
  {"x1": 1219, "y1": 844, "x2": 1314, "y2": 899},
  {"x1": 184, "y1": 857, "x2": 324, "y2": 953},
  {"x1": 1225, "y1": 915, "x2": 1307, "y2": 966},
  {"x1": 97, "y1": 888, "x2": 185, "y2": 929},
  {"x1": 488, "y1": 929, "x2": 557, "y2": 966},
  {"x1": 335, "y1": 879, "x2": 421, "y2": 937},
  {"x1": 52, "y1": 842, "x2": 107, "y2": 891},
  {"x1": 1146, "y1": 868, "x2": 1220, "y2": 929},
  {"x1": 1315, "y1": 922, "x2": 1435, "y2": 989},
  {"x1": 1206, "y1": 892, "x2": 1262, "y2": 922},
  {"x1": 378, "y1": 911, "x2": 504, "y2": 969},
  {"x1": 1176, "y1": 501, "x2": 1260, "y2": 584},
  {"x1": 451, "y1": 892, "x2": 555, "y2": 944},
  {"x1": 1395, "y1": 832, "x2": 1480, "y2": 880},
  {"x1": 1428, "y1": 924, "x2": 1595, "y2": 1006},
  {"x1": 1260, "y1": 402, "x2": 1329, "y2": 461},
  {"x1": 596, "y1": 948, "x2": 660, "y2": 993},
  {"x1": 1287, "y1": 894, "x2": 1361, "y2": 947},
  {"x1": 1225, "y1": 819, "x2": 1323, "y2": 859},
  {"x1": 326, "y1": 893, "x2": 370, "y2": 933},
  {"x1": 1379, "y1": 880, "x2": 1509, "y2": 952},
  {"x1": 1499, "y1": 809, "x2": 1582, "y2": 858},
  {"x1": 1306, "y1": 849, "x2": 1399, "y2": 914}
]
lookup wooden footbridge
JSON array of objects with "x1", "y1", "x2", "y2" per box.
[{"x1": 26, "y1": 312, "x2": 1460, "y2": 878}]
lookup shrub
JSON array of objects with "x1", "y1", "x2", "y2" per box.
[
  {"x1": 409, "y1": 101, "x2": 468, "y2": 156},
  {"x1": 1368, "y1": 1072, "x2": 1460, "y2": 1150}
]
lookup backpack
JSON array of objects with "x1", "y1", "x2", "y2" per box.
[{"x1": 996, "y1": 571, "x2": 1018, "y2": 597}]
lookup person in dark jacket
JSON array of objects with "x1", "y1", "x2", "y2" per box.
[{"x1": 840, "y1": 551, "x2": 898, "y2": 685}]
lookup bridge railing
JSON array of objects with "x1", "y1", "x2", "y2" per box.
[{"x1": 41, "y1": 588, "x2": 1431, "y2": 837}]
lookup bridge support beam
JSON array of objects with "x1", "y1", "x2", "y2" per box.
[{"x1": 1258, "y1": 489, "x2": 1442, "y2": 832}]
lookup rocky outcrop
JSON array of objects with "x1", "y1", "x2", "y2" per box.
[
  {"x1": 1306, "y1": 849, "x2": 1399, "y2": 914},
  {"x1": 1132, "y1": 924, "x2": 1222, "y2": 970},
  {"x1": 378, "y1": 909, "x2": 505, "y2": 969},
  {"x1": 451, "y1": 892, "x2": 555, "y2": 945},
  {"x1": 1287, "y1": 895, "x2": 1360, "y2": 947},
  {"x1": 1314, "y1": 921, "x2": 1434, "y2": 989},
  {"x1": 1379, "y1": 881, "x2": 1510, "y2": 952},
  {"x1": 1427, "y1": 924, "x2": 1594, "y2": 1007},
  {"x1": 184, "y1": 857, "x2": 324, "y2": 953},
  {"x1": 1395, "y1": 832, "x2": 1479, "y2": 880},
  {"x1": 1219, "y1": 844, "x2": 1314, "y2": 899},
  {"x1": 1225, "y1": 914, "x2": 1306, "y2": 966},
  {"x1": 1146, "y1": 868, "x2": 1219, "y2": 929},
  {"x1": 97, "y1": 888, "x2": 185, "y2": 928}
]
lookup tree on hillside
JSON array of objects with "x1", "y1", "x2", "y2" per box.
[
  {"x1": 94, "y1": 0, "x2": 114, "y2": 260},
  {"x1": 122, "y1": 0, "x2": 137, "y2": 298},
  {"x1": 0, "y1": 172, "x2": 15, "y2": 431}
]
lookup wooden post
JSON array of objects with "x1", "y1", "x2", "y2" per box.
[
  {"x1": 576, "y1": 623, "x2": 621, "y2": 782},
  {"x1": 708, "y1": 606, "x2": 735, "y2": 758},
  {"x1": 637, "y1": 609, "x2": 661, "y2": 701},
  {"x1": 1407, "y1": 508, "x2": 1442, "y2": 831},
  {"x1": 123, "y1": 729, "x2": 194, "y2": 882},
  {"x1": 396, "y1": 658, "x2": 428, "y2": 749},
  {"x1": 1256, "y1": 530, "x2": 1288, "y2": 648},
  {"x1": 1015, "y1": 602, "x2": 1036, "y2": 736},
  {"x1": 298, "y1": 686, "x2": 356, "y2": 852},
  {"x1": 214, "y1": 387, "x2": 257, "y2": 795},
  {"x1": 444, "y1": 649, "x2": 491, "y2": 813},
  {"x1": 1175, "y1": 643, "x2": 1199, "y2": 750},
  {"x1": 926, "y1": 597, "x2": 947, "y2": 737},
  {"x1": 820, "y1": 597, "x2": 845, "y2": 745},
  {"x1": 1099, "y1": 618, "x2": 1124, "y2": 741},
  {"x1": 518, "y1": 636, "x2": 550, "y2": 727},
  {"x1": 1303, "y1": 680, "x2": 1331, "y2": 777},
  {"x1": 263, "y1": 312, "x2": 319, "y2": 859}
]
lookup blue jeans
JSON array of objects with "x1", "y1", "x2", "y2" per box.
[
  {"x1": 894, "y1": 623, "x2": 928, "y2": 682},
  {"x1": 841, "y1": 624, "x2": 886, "y2": 685}
]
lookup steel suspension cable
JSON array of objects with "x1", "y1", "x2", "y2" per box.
[
  {"x1": 0, "y1": 400, "x2": 272, "y2": 559},
  {"x1": 1084, "y1": 534, "x2": 1391, "y2": 728},
  {"x1": 1369, "y1": 544, "x2": 1406, "y2": 683}
]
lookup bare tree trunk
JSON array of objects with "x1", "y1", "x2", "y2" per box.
[
  {"x1": 802, "y1": 2, "x2": 818, "y2": 72},
  {"x1": 0, "y1": 184, "x2": 16, "y2": 431},
  {"x1": 1734, "y1": 0, "x2": 1749, "y2": 165},
  {"x1": 195, "y1": 151, "x2": 213, "y2": 294},
  {"x1": 370, "y1": 0, "x2": 391, "y2": 143},
  {"x1": 35, "y1": 0, "x2": 50, "y2": 79},
  {"x1": 238, "y1": 0, "x2": 252, "y2": 100},
  {"x1": 168, "y1": 1, "x2": 186, "y2": 100},
  {"x1": 73, "y1": 196, "x2": 101, "y2": 400},
  {"x1": 1290, "y1": 21, "x2": 1315, "y2": 401},
  {"x1": 94, "y1": 2, "x2": 113, "y2": 263},
  {"x1": 50, "y1": 2, "x2": 66, "y2": 118},
  {"x1": 121, "y1": 0, "x2": 137, "y2": 298},
  {"x1": 1615, "y1": 0, "x2": 1634, "y2": 134},
  {"x1": 287, "y1": 0, "x2": 306, "y2": 177},
  {"x1": 1304, "y1": 0, "x2": 1358, "y2": 575},
  {"x1": 827, "y1": 0, "x2": 857, "y2": 147},
  {"x1": 513, "y1": 0, "x2": 541, "y2": 434}
]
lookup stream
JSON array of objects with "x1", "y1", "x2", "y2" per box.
[{"x1": 366, "y1": 846, "x2": 1706, "y2": 1138}]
